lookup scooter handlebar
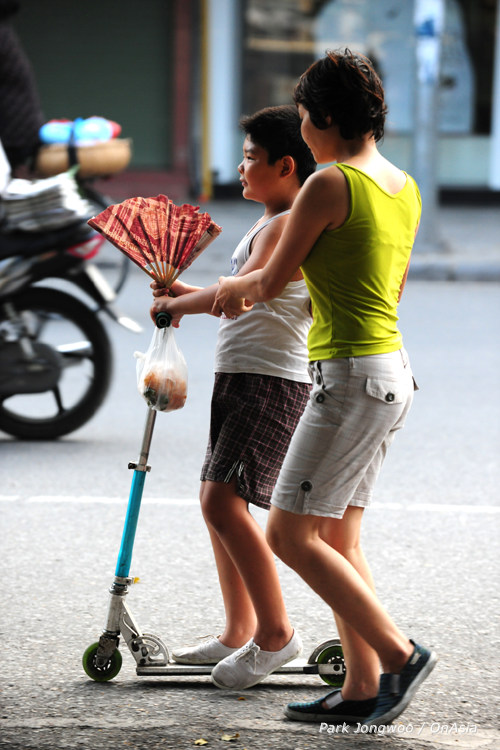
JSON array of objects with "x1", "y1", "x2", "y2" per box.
[{"x1": 155, "y1": 312, "x2": 172, "y2": 328}]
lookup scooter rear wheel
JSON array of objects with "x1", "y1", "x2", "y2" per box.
[
  {"x1": 308, "y1": 638, "x2": 346, "y2": 688},
  {"x1": 82, "y1": 642, "x2": 123, "y2": 682},
  {"x1": 0, "y1": 287, "x2": 112, "y2": 439}
]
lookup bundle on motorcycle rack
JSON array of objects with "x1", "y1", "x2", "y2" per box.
[{"x1": 0, "y1": 167, "x2": 95, "y2": 233}]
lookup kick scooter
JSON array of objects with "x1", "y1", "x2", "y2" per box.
[{"x1": 82, "y1": 314, "x2": 346, "y2": 686}]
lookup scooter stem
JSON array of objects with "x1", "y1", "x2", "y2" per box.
[{"x1": 115, "y1": 407, "x2": 157, "y2": 577}]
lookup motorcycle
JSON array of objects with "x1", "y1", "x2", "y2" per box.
[{"x1": 0, "y1": 209, "x2": 141, "y2": 440}]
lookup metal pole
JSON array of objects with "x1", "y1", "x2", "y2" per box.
[
  {"x1": 115, "y1": 408, "x2": 157, "y2": 578},
  {"x1": 412, "y1": 0, "x2": 447, "y2": 253},
  {"x1": 200, "y1": 0, "x2": 213, "y2": 201},
  {"x1": 489, "y1": 0, "x2": 500, "y2": 190}
]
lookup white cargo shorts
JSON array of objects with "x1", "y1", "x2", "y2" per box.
[{"x1": 271, "y1": 348, "x2": 417, "y2": 519}]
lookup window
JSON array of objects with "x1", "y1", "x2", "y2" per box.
[{"x1": 242, "y1": 0, "x2": 497, "y2": 136}]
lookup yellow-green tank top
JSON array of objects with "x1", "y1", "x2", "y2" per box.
[{"x1": 301, "y1": 163, "x2": 421, "y2": 360}]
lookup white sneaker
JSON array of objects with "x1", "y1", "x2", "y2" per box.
[
  {"x1": 172, "y1": 636, "x2": 239, "y2": 665},
  {"x1": 211, "y1": 630, "x2": 303, "y2": 690}
]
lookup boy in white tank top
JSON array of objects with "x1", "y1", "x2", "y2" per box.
[{"x1": 150, "y1": 105, "x2": 316, "y2": 689}]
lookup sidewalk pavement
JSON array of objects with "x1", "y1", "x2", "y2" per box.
[
  {"x1": 195, "y1": 200, "x2": 500, "y2": 282},
  {"x1": 409, "y1": 205, "x2": 500, "y2": 281}
]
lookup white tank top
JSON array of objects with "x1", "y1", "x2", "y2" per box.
[{"x1": 214, "y1": 211, "x2": 311, "y2": 383}]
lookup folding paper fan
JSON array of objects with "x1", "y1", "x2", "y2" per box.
[{"x1": 88, "y1": 195, "x2": 222, "y2": 287}]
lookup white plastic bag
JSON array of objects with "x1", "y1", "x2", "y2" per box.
[{"x1": 135, "y1": 326, "x2": 188, "y2": 412}]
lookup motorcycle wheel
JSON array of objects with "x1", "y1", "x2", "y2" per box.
[{"x1": 0, "y1": 287, "x2": 112, "y2": 440}]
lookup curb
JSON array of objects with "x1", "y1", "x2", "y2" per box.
[{"x1": 409, "y1": 260, "x2": 500, "y2": 282}]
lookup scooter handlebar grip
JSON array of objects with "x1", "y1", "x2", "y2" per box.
[{"x1": 155, "y1": 312, "x2": 172, "y2": 328}]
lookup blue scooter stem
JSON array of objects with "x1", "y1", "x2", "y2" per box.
[
  {"x1": 115, "y1": 318, "x2": 168, "y2": 578},
  {"x1": 115, "y1": 407, "x2": 157, "y2": 578},
  {"x1": 115, "y1": 470, "x2": 147, "y2": 578}
]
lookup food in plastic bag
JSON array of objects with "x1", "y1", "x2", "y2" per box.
[{"x1": 135, "y1": 326, "x2": 188, "y2": 412}]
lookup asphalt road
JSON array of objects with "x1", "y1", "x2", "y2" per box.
[{"x1": 1, "y1": 231, "x2": 499, "y2": 749}]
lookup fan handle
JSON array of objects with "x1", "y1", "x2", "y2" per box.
[{"x1": 155, "y1": 312, "x2": 172, "y2": 328}]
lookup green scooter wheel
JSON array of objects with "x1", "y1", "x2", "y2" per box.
[
  {"x1": 82, "y1": 642, "x2": 122, "y2": 682},
  {"x1": 308, "y1": 638, "x2": 346, "y2": 688}
]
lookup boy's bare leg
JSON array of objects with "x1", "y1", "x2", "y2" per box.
[
  {"x1": 201, "y1": 478, "x2": 294, "y2": 652},
  {"x1": 205, "y1": 523, "x2": 257, "y2": 647},
  {"x1": 266, "y1": 505, "x2": 413, "y2": 673},
  {"x1": 319, "y1": 509, "x2": 380, "y2": 701}
]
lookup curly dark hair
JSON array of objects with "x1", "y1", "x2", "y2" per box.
[
  {"x1": 293, "y1": 49, "x2": 387, "y2": 142},
  {"x1": 239, "y1": 105, "x2": 316, "y2": 186}
]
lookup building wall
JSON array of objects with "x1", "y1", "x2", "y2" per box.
[
  {"x1": 13, "y1": 0, "x2": 176, "y2": 169},
  {"x1": 207, "y1": 0, "x2": 500, "y2": 194},
  {"x1": 8, "y1": 0, "x2": 498, "y2": 197}
]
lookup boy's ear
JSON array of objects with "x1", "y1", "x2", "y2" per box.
[{"x1": 280, "y1": 155, "x2": 296, "y2": 177}]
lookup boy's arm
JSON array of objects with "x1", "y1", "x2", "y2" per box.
[
  {"x1": 150, "y1": 279, "x2": 202, "y2": 298},
  {"x1": 169, "y1": 279, "x2": 203, "y2": 296},
  {"x1": 150, "y1": 213, "x2": 292, "y2": 324},
  {"x1": 150, "y1": 282, "x2": 219, "y2": 325}
]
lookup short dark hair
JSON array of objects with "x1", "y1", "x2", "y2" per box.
[
  {"x1": 239, "y1": 105, "x2": 316, "y2": 185},
  {"x1": 293, "y1": 49, "x2": 387, "y2": 142}
]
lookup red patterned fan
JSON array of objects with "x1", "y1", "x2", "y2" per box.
[{"x1": 88, "y1": 195, "x2": 222, "y2": 287}]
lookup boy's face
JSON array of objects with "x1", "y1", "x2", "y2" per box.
[{"x1": 238, "y1": 136, "x2": 283, "y2": 203}]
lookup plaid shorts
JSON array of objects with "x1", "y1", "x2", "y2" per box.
[{"x1": 201, "y1": 372, "x2": 311, "y2": 510}]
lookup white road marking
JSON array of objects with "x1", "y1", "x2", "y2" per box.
[{"x1": 0, "y1": 495, "x2": 498, "y2": 512}]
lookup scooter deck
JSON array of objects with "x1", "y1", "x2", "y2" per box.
[{"x1": 136, "y1": 658, "x2": 329, "y2": 677}]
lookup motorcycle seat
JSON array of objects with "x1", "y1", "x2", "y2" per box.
[{"x1": 0, "y1": 222, "x2": 93, "y2": 260}]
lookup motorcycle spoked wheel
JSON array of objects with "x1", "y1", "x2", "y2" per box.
[{"x1": 0, "y1": 287, "x2": 112, "y2": 440}]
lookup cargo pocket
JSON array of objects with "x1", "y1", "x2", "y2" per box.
[
  {"x1": 365, "y1": 378, "x2": 403, "y2": 404},
  {"x1": 291, "y1": 479, "x2": 313, "y2": 514}
]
